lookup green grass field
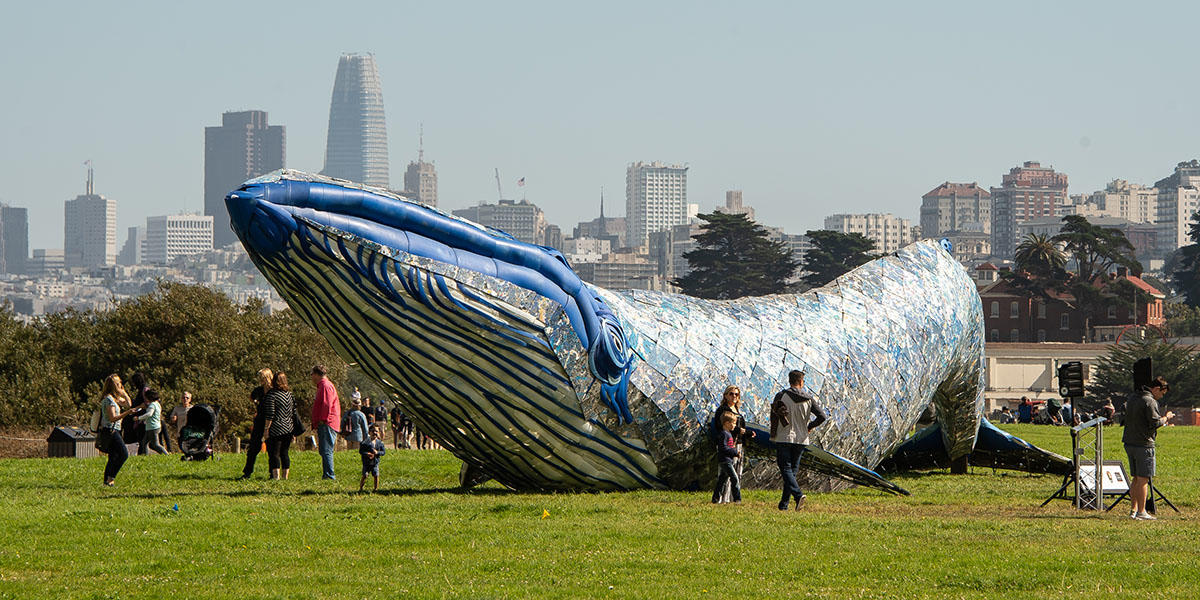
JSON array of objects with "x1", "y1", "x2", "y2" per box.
[{"x1": 1, "y1": 425, "x2": 1198, "y2": 599}]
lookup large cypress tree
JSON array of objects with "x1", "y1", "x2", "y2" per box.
[
  {"x1": 674, "y1": 212, "x2": 798, "y2": 299},
  {"x1": 800, "y1": 230, "x2": 878, "y2": 288},
  {"x1": 1173, "y1": 211, "x2": 1200, "y2": 306}
]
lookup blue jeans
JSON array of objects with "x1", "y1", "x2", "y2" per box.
[
  {"x1": 713, "y1": 461, "x2": 741, "y2": 503},
  {"x1": 776, "y1": 443, "x2": 804, "y2": 509},
  {"x1": 317, "y1": 424, "x2": 336, "y2": 479},
  {"x1": 103, "y1": 429, "x2": 128, "y2": 481}
]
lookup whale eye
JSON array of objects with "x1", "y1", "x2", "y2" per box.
[{"x1": 589, "y1": 314, "x2": 630, "y2": 385}]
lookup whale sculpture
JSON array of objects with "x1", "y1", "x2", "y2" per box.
[{"x1": 227, "y1": 170, "x2": 1067, "y2": 493}]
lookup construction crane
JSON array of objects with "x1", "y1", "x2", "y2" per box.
[{"x1": 494, "y1": 168, "x2": 504, "y2": 200}]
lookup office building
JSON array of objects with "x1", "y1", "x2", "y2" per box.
[
  {"x1": 117, "y1": 226, "x2": 145, "y2": 266},
  {"x1": 204, "y1": 110, "x2": 285, "y2": 248},
  {"x1": 626, "y1": 161, "x2": 688, "y2": 248},
  {"x1": 920, "y1": 182, "x2": 991, "y2": 239},
  {"x1": 715, "y1": 190, "x2": 755, "y2": 222},
  {"x1": 143, "y1": 215, "x2": 214, "y2": 265},
  {"x1": 64, "y1": 168, "x2": 117, "y2": 268},
  {"x1": 573, "y1": 248, "x2": 661, "y2": 291},
  {"x1": 29, "y1": 249, "x2": 65, "y2": 277},
  {"x1": 402, "y1": 131, "x2": 437, "y2": 207},
  {"x1": 1155, "y1": 160, "x2": 1200, "y2": 257},
  {"x1": 453, "y1": 199, "x2": 547, "y2": 245},
  {"x1": 1085, "y1": 180, "x2": 1157, "y2": 224},
  {"x1": 823, "y1": 213, "x2": 916, "y2": 254},
  {"x1": 1, "y1": 204, "x2": 29, "y2": 275},
  {"x1": 322, "y1": 53, "x2": 389, "y2": 188},
  {"x1": 990, "y1": 161, "x2": 1068, "y2": 259}
]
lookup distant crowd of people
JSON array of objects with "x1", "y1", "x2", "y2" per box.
[
  {"x1": 94, "y1": 365, "x2": 438, "y2": 489},
  {"x1": 991, "y1": 395, "x2": 1117, "y2": 427}
]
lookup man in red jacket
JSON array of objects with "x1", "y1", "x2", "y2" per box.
[{"x1": 310, "y1": 365, "x2": 341, "y2": 480}]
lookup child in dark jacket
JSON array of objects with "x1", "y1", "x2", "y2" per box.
[
  {"x1": 712, "y1": 412, "x2": 742, "y2": 504},
  {"x1": 359, "y1": 425, "x2": 386, "y2": 492}
]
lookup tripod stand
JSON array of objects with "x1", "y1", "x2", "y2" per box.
[
  {"x1": 1040, "y1": 416, "x2": 1106, "y2": 510},
  {"x1": 1105, "y1": 478, "x2": 1179, "y2": 514}
]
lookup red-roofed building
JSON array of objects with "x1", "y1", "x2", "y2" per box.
[{"x1": 980, "y1": 267, "x2": 1164, "y2": 343}]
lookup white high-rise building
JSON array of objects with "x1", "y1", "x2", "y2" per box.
[
  {"x1": 1086, "y1": 180, "x2": 1158, "y2": 224},
  {"x1": 1155, "y1": 160, "x2": 1200, "y2": 257},
  {"x1": 625, "y1": 161, "x2": 688, "y2": 248},
  {"x1": 64, "y1": 169, "x2": 117, "y2": 268},
  {"x1": 823, "y1": 213, "x2": 915, "y2": 254},
  {"x1": 143, "y1": 214, "x2": 214, "y2": 265}
]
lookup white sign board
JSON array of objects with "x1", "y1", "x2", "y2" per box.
[{"x1": 1078, "y1": 462, "x2": 1129, "y2": 495}]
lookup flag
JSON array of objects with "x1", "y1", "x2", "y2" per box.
[{"x1": 517, "y1": 177, "x2": 526, "y2": 187}]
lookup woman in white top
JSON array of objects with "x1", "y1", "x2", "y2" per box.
[{"x1": 99, "y1": 374, "x2": 136, "y2": 486}]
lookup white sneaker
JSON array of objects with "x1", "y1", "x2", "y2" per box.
[{"x1": 1135, "y1": 512, "x2": 1157, "y2": 521}]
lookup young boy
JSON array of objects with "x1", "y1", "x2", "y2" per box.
[
  {"x1": 359, "y1": 424, "x2": 386, "y2": 492},
  {"x1": 712, "y1": 412, "x2": 742, "y2": 504}
]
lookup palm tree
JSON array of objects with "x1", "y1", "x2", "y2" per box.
[{"x1": 1015, "y1": 234, "x2": 1065, "y2": 275}]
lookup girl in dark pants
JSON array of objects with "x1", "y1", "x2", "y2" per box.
[
  {"x1": 99, "y1": 374, "x2": 135, "y2": 486},
  {"x1": 261, "y1": 371, "x2": 296, "y2": 480}
]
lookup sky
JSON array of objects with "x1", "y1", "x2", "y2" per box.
[{"x1": 2, "y1": 1, "x2": 1198, "y2": 248}]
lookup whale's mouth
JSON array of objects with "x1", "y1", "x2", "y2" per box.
[{"x1": 226, "y1": 169, "x2": 635, "y2": 422}]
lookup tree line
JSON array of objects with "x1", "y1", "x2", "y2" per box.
[{"x1": 0, "y1": 283, "x2": 347, "y2": 435}]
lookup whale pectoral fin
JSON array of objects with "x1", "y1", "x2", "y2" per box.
[
  {"x1": 878, "y1": 419, "x2": 1071, "y2": 476},
  {"x1": 968, "y1": 419, "x2": 1072, "y2": 475},
  {"x1": 797, "y1": 445, "x2": 910, "y2": 496}
]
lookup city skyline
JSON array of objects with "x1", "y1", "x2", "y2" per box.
[{"x1": 2, "y1": 2, "x2": 1199, "y2": 248}]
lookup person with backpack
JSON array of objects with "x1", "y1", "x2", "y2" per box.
[
  {"x1": 710, "y1": 386, "x2": 747, "y2": 503},
  {"x1": 344, "y1": 397, "x2": 369, "y2": 446},
  {"x1": 770, "y1": 370, "x2": 827, "y2": 511},
  {"x1": 97, "y1": 374, "x2": 136, "y2": 486}
]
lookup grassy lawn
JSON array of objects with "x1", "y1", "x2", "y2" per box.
[{"x1": 1, "y1": 424, "x2": 1198, "y2": 599}]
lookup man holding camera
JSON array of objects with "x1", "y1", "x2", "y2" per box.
[{"x1": 1123, "y1": 377, "x2": 1175, "y2": 520}]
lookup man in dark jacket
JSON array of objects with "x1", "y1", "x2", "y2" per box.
[{"x1": 1123, "y1": 377, "x2": 1175, "y2": 520}]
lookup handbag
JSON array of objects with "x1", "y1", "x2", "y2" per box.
[
  {"x1": 95, "y1": 427, "x2": 114, "y2": 453},
  {"x1": 291, "y1": 408, "x2": 306, "y2": 437}
]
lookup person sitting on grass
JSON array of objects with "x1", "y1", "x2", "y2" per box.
[
  {"x1": 360, "y1": 424, "x2": 386, "y2": 492},
  {"x1": 712, "y1": 411, "x2": 741, "y2": 504}
]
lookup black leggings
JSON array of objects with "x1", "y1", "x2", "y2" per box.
[
  {"x1": 104, "y1": 431, "x2": 128, "y2": 481},
  {"x1": 266, "y1": 435, "x2": 292, "y2": 471}
]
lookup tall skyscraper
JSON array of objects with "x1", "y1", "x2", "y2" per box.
[
  {"x1": 403, "y1": 128, "x2": 437, "y2": 206},
  {"x1": 322, "y1": 53, "x2": 389, "y2": 188},
  {"x1": 64, "y1": 166, "x2": 117, "y2": 268},
  {"x1": 143, "y1": 214, "x2": 214, "y2": 265},
  {"x1": 920, "y1": 182, "x2": 991, "y2": 239},
  {"x1": 626, "y1": 161, "x2": 689, "y2": 249},
  {"x1": 204, "y1": 110, "x2": 285, "y2": 248},
  {"x1": 1, "y1": 204, "x2": 29, "y2": 275},
  {"x1": 715, "y1": 190, "x2": 755, "y2": 222},
  {"x1": 990, "y1": 161, "x2": 1068, "y2": 260}
]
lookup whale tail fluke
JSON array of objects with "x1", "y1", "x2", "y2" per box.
[{"x1": 877, "y1": 419, "x2": 1071, "y2": 475}]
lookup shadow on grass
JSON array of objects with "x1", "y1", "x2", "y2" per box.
[{"x1": 106, "y1": 485, "x2": 525, "y2": 501}]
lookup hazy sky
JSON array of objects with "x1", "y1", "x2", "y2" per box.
[{"x1": 2, "y1": 1, "x2": 1198, "y2": 248}]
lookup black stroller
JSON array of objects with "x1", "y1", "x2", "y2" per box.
[{"x1": 179, "y1": 404, "x2": 219, "y2": 461}]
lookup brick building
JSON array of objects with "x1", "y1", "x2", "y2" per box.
[{"x1": 979, "y1": 268, "x2": 1164, "y2": 343}]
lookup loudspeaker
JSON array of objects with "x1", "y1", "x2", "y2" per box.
[{"x1": 1133, "y1": 357, "x2": 1153, "y2": 390}]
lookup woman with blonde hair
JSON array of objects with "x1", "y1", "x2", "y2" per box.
[
  {"x1": 712, "y1": 386, "x2": 749, "y2": 503},
  {"x1": 98, "y1": 374, "x2": 136, "y2": 486},
  {"x1": 239, "y1": 368, "x2": 274, "y2": 480}
]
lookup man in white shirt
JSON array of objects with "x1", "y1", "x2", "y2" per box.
[
  {"x1": 168, "y1": 392, "x2": 192, "y2": 449},
  {"x1": 769, "y1": 370, "x2": 828, "y2": 511}
]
